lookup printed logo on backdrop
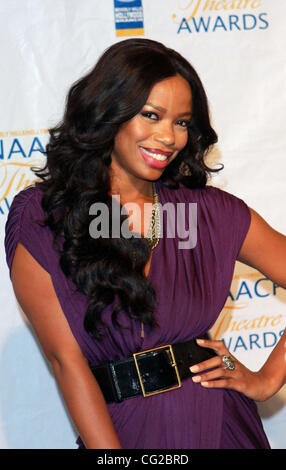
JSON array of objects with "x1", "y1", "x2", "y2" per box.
[
  {"x1": 0, "y1": 130, "x2": 48, "y2": 215},
  {"x1": 113, "y1": 0, "x2": 144, "y2": 37},
  {"x1": 173, "y1": 0, "x2": 269, "y2": 34},
  {"x1": 210, "y1": 272, "x2": 286, "y2": 356}
]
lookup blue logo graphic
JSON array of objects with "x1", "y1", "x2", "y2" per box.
[
  {"x1": 0, "y1": 132, "x2": 47, "y2": 216},
  {"x1": 114, "y1": 0, "x2": 144, "y2": 37}
]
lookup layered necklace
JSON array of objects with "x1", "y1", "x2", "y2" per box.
[
  {"x1": 140, "y1": 182, "x2": 160, "y2": 339},
  {"x1": 146, "y1": 182, "x2": 160, "y2": 250}
]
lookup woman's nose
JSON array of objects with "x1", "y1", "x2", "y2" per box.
[{"x1": 153, "y1": 122, "x2": 175, "y2": 146}]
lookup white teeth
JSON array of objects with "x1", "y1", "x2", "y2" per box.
[{"x1": 140, "y1": 147, "x2": 168, "y2": 161}]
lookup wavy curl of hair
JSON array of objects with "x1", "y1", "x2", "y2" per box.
[{"x1": 33, "y1": 38, "x2": 221, "y2": 340}]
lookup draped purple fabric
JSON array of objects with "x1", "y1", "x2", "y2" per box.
[{"x1": 4, "y1": 181, "x2": 270, "y2": 449}]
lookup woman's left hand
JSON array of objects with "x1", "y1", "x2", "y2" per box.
[{"x1": 190, "y1": 338, "x2": 269, "y2": 401}]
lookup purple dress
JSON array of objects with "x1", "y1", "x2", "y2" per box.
[{"x1": 4, "y1": 181, "x2": 270, "y2": 449}]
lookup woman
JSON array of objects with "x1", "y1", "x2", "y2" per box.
[{"x1": 4, "y1": 38, "x2": 278, "y2": 449}]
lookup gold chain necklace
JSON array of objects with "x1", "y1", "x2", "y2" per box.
[
  {"x1": 146, "y1": 182, "x2": 160, "y2": 250},
  {"x1": 140, "y1": 183, "x2": 160, "y2": 339}
]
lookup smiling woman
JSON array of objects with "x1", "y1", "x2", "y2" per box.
[
  {"x1": 4, "y1": 38, "x2": 277, "y2": 450},
  {"x1": 111, "y1": 75, "x2": 192, "y2": 183}
]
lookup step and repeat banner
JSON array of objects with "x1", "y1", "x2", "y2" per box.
[{"x1": 0, "y1": 0, "x2": 285, "y2": 449}]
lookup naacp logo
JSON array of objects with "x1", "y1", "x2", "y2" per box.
[
  {"x1": 0, "y1": 130, "x2": 47, "y2": 215},
  {"x1": 211, "y1": 273, "x2": 286, "y2": 355},
  {"x1": 113, "y1": 0, "x2": 144, "y2": 37}
]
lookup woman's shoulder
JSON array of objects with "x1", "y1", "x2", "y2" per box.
[
  {"x1": 9, "y1": 184, "x2": 44, "y2": 217},
  {"x1": 5, "y1": 184, "x2": 46, "y2": 243},
  {"x1": 158, "y1": 180, "x2": 247, "y2": 209},
  {"x1": 158, "y1": 181, "x2": 251, "y2": 239},
  {"x1": 157, "y1": 181, "x2": 251, "y2": 259},
  {"x1": 5, "y1": 184, "x2": 53, "y2": 276},
  {"x1": 193, "y1": 184, "x2": 247, "y2": 210}
]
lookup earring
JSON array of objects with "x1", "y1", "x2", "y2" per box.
[{"x1": 179, "y1": 162, "x2": 191, "y2": 176}]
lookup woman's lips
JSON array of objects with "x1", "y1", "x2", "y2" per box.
[{"x1": 139, "y1": 146, "x2": 173, "y2": 169}]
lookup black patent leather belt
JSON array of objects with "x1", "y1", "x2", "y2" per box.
[{"x1": 90, "y1": 337, "x2": 216, "y2": 403}]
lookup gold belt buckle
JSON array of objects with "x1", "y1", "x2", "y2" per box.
[{"x1": 133, "y1": 344, "x2": 182, "y2": 397}]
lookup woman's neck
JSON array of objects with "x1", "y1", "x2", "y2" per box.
[{"x1": 109, "y1": 170, "x2": 154, "y2": 204}]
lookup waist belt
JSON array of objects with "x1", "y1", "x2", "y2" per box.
[{"x1": 90, "y1": 337, "x2": 216, "y2": 403}]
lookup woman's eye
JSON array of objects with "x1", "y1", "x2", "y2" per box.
[
  {"x1": 177, "y1": 119, "x2": 191, "y2": 128},
  {"x1": 141, "y1": 111, "x2": 159, "y2": 120}
]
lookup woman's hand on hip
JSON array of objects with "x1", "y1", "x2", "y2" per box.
[{"x1": 190, "y1": 338, "x2": 270, "y2": 402}]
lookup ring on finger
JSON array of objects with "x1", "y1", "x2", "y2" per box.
[{"x1": 222, "y1": 355, "x2": 236, "y2": 371}]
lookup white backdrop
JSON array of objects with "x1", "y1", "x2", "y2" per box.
[{"x1": 0, "y1": 0, "x2": 285, "y2": 449}]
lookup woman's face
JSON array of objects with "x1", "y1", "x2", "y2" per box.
[{"x1": 111, "y1": 74, "x2": 192, "y2": 187}]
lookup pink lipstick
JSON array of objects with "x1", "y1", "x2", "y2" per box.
[{"x1": 139, "y1": 146, "x2": 173, "y2": 169}]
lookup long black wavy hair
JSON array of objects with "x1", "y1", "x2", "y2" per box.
[{"x1": 33, "y1": 38, "x2": 220, "y2": 339}]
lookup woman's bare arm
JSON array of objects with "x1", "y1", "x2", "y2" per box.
[
  {"x1": 190, "y1": 208, "x2": 286, "y2": 401},
  {"x1": 11, "y1": 242, "x2": 122, "y2": 449}
]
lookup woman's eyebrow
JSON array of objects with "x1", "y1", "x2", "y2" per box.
[
  {"x1": 145, "y1": 102, "x2": 192, "y2": 117},
  {"x1": 145, "y1": 102, "x2": 166, "y2": 112}
]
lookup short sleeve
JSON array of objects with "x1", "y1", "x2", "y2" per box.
[
  {"x1": 4, "y1": 186, "x2": 53, "y2": 277},
  {"x1": 204, "y1": 186, "x2": 251, "y2": 260},
  {"x1": 229, "y1": 192, "x2": 251, "y2": 258}
]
